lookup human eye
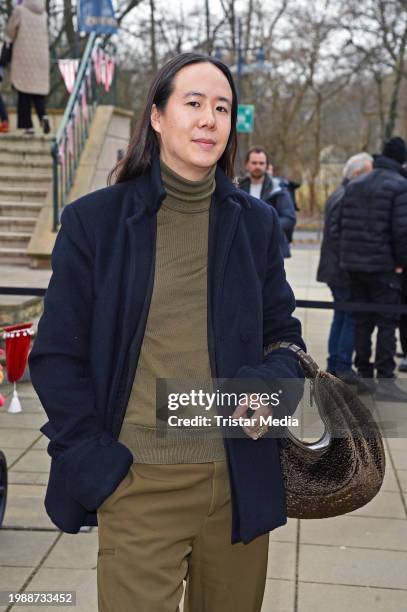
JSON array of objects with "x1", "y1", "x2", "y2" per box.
[
  {"x1": 216, "y1": 105, "x2": 228, "y2": 113},
  {"x1": 187, "y1": 100, "x2": 200, "y2": 107}
]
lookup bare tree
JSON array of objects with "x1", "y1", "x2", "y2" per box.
[{"x1": 341, "y1": 0, "x2": 407, "y2": 142}]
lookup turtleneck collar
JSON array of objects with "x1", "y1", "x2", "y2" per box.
[{"x1": 160, "y1": 159, "x2": 216, "y2": 213}]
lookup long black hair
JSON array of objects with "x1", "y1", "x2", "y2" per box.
[{"x1": 108, "y1": 53, "x2": 238, "y2": 184}]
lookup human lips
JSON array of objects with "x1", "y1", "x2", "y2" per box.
[{"x1": 193, "y1": 138, "x2": 217, "y2": 150}]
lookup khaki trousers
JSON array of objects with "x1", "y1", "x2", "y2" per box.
[{"x1": 97, "y1": 461, "x2": 269, "y2": 612}]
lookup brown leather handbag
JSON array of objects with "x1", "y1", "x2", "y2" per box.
[{"x1": 266, "y1": 342, "x2": 386, "y2": 519}]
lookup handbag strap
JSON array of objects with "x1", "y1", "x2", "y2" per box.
[{"x1": 264, "y1": 341, "x2": 320, "y2": 379}]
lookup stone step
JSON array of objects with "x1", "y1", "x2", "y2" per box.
[
  {"x1": 0, "y1": 216, "x2": 37, "y2": 231},
  {"x1": 0, "y1": 201, "x2": 42, "y2": 217},
  {"x1": 0, "y1": 172, "x2": 52, "y2": 189},
  {"x1": 0, "y1": 187, "x2": 48, "y2": 202},
  {"x1": 0, "y1": 133, "x2": 54, "y2": 153},
  {"x1": 0, "y1": 148, "x2": 52, "y2": 164},
  {"x1": 0, "y1": 247, "x2": 30, "y2": 266},
  {"x1": 0, "y1": 231, "x2": 31, "y2": 249},
  {"x1": 0, "y1": 159, "x2": 52, "y2": 172}
]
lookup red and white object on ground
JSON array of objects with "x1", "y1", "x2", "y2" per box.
[
  {"x1": 0, "y1": 348, "x2": 5, "y2": 407},
  {"x1": 2, "y1": 323, "x2": 34, "y2": 413}
]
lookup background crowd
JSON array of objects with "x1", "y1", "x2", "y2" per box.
[
  {"x1": 317, "y1": 137, "x2": 407, "y2": 401},
  {"x1": 238, "y1": 137, "x2": 407, "y2": 404}
]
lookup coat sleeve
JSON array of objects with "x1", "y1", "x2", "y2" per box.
[
  {"x1": 5, "y1": 7, "x2": 21, "y2": 42},
  {"x1": 234, "y1": 207, "x2": 306, "y2": 417},
  {"x1": 28, "y1": 204, "x2": 133, "y2": 513},
  {"x1": 392, "y1": 182, "x2": 407, "y2": 267},
  {"x1": 274, "y1": 190, "x2": 296, "y2": 233},
  {"x1": 325, "y1": 190, "x2": 344, "y2": 254}
]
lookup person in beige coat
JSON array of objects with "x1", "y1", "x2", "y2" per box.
[{"x1": 5, "y1": 0, "x2": 50, "y2": 135}]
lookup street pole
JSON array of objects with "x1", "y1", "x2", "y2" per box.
[
  {"x1": 236, "y1": 17, "x2": 243, "y2": 174},
  {"x1": 236, "y1": 17, "x2": 243, "y2": 102}
]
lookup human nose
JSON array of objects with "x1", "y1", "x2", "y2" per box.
[{"x1": 198, "y1": 104, "x2": 216, "y2": 129}]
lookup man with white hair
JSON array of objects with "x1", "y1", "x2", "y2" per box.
[{"x1": 317, "y1": 152, "x2": 373, "y2": 390}]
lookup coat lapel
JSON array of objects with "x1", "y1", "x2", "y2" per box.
[
  {"x1": 210, "y1": 197, "x2": 242, "y2": 349},
  {"x1": 120, "y1": 155, "x2": 166, "y2": 348},
  {"x1": 107, "y1": 158, "x2": 166, "y2": 417}
]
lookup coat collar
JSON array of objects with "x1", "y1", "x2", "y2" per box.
[
  {"x1": 129, "y1": 152, "x2": 248, "y2": 221},
  {"x1": 373, "y1": 154, "x2": 405, "y2": 176},
  {"x1": 238, "y1": 172, "x2": 282, "y2": 199}
]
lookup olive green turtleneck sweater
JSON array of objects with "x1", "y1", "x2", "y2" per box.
[{"x1": 118, "y1": 159, "x2": 226, "y2": 464}]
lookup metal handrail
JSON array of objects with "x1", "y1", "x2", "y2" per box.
[
  {"x1": 51, "y1": 32, "x2": 96, "y2": 231},
  {"x1": 50, "y1": 33, "x2": 116, "y2": 231},
  {"x1": 53, "y1": 33, "x2": 97, "y2": 147}
]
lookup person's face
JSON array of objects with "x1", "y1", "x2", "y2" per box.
[
  {"x1": 364, "y1": 159, "x2": 373, "y2": 174},
  {"x1": 352, "y1": 160, "x2": 373, "y2": 178},
  {"x1": 246, "y1": 152, "x2": 268, "y2": 180},
  {"x1": 150, "y1": 62, "x2": 233, "y2": 181}
]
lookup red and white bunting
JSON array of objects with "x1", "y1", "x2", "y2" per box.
[
  {"x1": 92, "y1": 48, "x2": 103, "y2": 85},
  {"x1": 105, "y1": 56, "x2": 115, "y2": 92},
  {"x1": 58, "y1": 59, "x2": 80, "y2": 94},
  {"x1": 81, "y1": 84, "x2": 88, "y2": 121},
  {"x1": 67, "y1": 119, "x2": 74, "y2": 157},
  {"x1": 92, "y1": 48, "x2": 115, "y2": 92}
]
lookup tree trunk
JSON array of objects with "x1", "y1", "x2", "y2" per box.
[
  {"x1": 63, "y1": 0, "x2": 77, "y2": 56},
  {"x1": 149, "y1": 0, "x2": 158, "y2": 73},
  {"x1": 384, "y1": 21, "x2": 407, "y2": 140},
  {"x1": 374, "y1": 73, "x2": 386, "y2": 145},
  {"x1": 244, "y1": 0, "x2": 254, "y2": 61},
  {"x1": 307, "y1": 176, "x2": 317, "y2": 215},
  {"x1": 205, "y1": 0, "x2": 211, "y2": 55}
]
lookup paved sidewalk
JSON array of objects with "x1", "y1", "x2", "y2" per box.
[{"x1": 0, "y1": 247, "x2": 406, "y2": 611}]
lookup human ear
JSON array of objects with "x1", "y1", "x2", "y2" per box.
[{"x1": 150, "y1": 104, "x2": 161, "y2": 135}]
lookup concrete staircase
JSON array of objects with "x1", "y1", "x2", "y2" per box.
[{"x1": 0, "y1": 133, "x2": 53, "y2": 266}]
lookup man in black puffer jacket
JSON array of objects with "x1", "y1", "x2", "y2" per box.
[{"x1": 338, "y1": 137, "x2": 407, "y2": 401}]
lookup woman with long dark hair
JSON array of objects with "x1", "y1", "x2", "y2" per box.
[{"x1": 29, "y1": 52, "x2": 305, "y2": 611}]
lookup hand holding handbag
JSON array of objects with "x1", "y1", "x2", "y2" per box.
[{"x1": 266, "y1": 342, "x2": 386, "y2": 519}]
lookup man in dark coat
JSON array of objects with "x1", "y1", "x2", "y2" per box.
[
  {"x1": 317, "y1": 152, "x2": 373, "y2": 389},
  {"x1": 27, "y1": 52, "x2": 306, "y2": 612},
  {"x1": 399, "y1": 268, "x2": 407, "y2": 371},
  {"x1": 28, "y1": 152, "x2": 305, "y2": 543},
  {"x1": 398, "y1": 162, "x2": 407, "y2": 372},
  {"x1": 239, "y1": 146, "x2": 296, "y2": 257},
  {"x1": 338, "y1": 137, "x2": 407, "y2": 401}
]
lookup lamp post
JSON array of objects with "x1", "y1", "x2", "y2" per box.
[
  {"x1": 214, "y1": 17, "x2": 267, "y2": 173},
  {"x1": 214, "y1": 17, "x2": 265, "y2": 103}
]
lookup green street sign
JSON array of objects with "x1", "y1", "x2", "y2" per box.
[{"x1": 237, "y1": 104, "x2": 254, "y2": 133}]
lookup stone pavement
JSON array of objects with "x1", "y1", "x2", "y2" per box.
[{"x1": 0, "y1": 246, "x2": 407, "y2": 611}]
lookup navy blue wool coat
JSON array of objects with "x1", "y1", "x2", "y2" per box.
[{"x1": 28, "y1": 154, "x2": 306, "y2": 544}]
